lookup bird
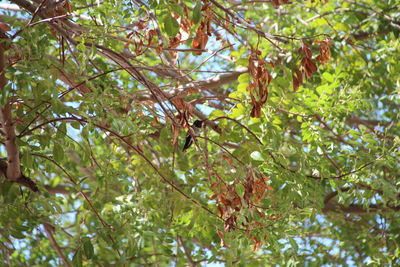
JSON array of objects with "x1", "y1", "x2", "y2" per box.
[{"x1": 182, "y1": 120, "x2": 203, "y2": 152}]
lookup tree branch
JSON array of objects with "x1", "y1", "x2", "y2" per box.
[
  {"x1": 10, "y1": 0, "x2": 225, "y2": 134},
  {"x1": 323, "y1": 202, "x2": 400, "y2": 215},
  {"x1": 345, "y1": 116, "x2": 388, "y2": 128},
  {"x1": 0, "y1": 160, "x2": 39, "y2": 192},
  {"x1": 0, "y1": 103, "x2": 22, "y2": 181},
  {"x1": 167, "y1": 68, "x2": 247, "y2": 99},
  {"x1": 45, "y1": 184, "x2": 72, "y2": 194},
  {"x1": 0, "y1": 33, "x2": 24, "y2": 182},
  {"x1": 43, "y1": 223, "x2": 71, "y2": 267},
  {"x1": 178, "y1": 235, "x2": 196, "y2": 267}
]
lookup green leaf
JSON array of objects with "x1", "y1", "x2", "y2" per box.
[
  {"x1": 82, "y1": 237, "x2": 94, "y2": 259},
  {"x1": 171, "y1": 4, "x2": 183, "y2": 16},
  {"x1": 322, "y1": 72, "x2": 334, "y2": 82},
  {"x1": 76, "y1": 42, "x2": 86, "y2": 52},
  {"x1": 1, "y1": 84, "x2": 12, "y2": 106},
  {"x1": 163, "y1": 14, "x2": 179, "y2": 37},
  {"x1": 71, "y1": 121, "x2": 81, "y2": 130},
  {"x1": 149, "y1": 0, "x2": 159, "y2": 8},
  {"x1": 21, "y1": 151, "x2": 33, "y2": 169},
  {"x1": 236, "y1": 58, "x2": 249, "y2": 66},
  {"x1": 81, "y1": 126, "x2": 89, "y2": 140},
  {"x1": 237, "y1": 83, "x2": 248, "y2": 92},
  {"x1": 235, "y1": 184, "x2": 245, "y2": 196},
  {"x1": 53, "y1": 143, "x2": 63, "y2": 162},
  {"x1": 238, "y1": 73, "x2": 250, "y2": 83},
  {"x1": 11, "y1": 231, "x2": 26, "y2": 239},
  {"x1": 288, "y1": 237, "x2": 299, "y2": 252},
  {"x1": 72, "y1": 248, "x2": 82, "y2": 267},
  {"x1": 328, "y1": 179, "x2": 336, "y2": 189},
  {"x1": 51, "y1": 99, "x2": 67, "y2": 115},
  {"x1": 192, "y1": 2, "x2": 202, "y2": 24}
]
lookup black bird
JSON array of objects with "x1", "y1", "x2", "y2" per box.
[{"x1": 182, "y1": 120, "x2": 203, "y2": 151}]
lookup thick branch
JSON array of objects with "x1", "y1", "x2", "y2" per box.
[
  {"x1": 0, "y1": 160, "x2": 39, "y2": 192},
  {"x1": 10, "y1": 0, "x2": 37, "y2": 14},
  {"x1": 0, "y1": 31, "x2": 7, "y2": 89},
  {"x1": 0, "y1": 33, "x2": 22, "y2": 181},
  {"x1": 0, "y1": 107, "x2": 19, "y2": 177}
]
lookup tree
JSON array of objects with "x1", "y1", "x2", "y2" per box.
[{"x1": 0, "y1": 0, "x2": 399, "y2": 265}]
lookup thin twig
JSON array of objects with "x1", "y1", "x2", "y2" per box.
[
  {"x1": 27, "y1": 0, "x2": 48, "y2": 26},
  {"x1": 43, "y1": 223, "x2": 72, "y2": 267},
  {"x1": 178, "y1": 235, "x2": 196, "y2": 267},
  {"x1": 32, "y1": 153, "x2": 122, "y2": 257},
  {"x1": 212, "y1": 116, "x2": 263, "y2": 145}
]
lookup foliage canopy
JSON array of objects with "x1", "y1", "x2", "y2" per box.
[{"x1": 0, "y1": 0, "x2": 399, "y2": 265}]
